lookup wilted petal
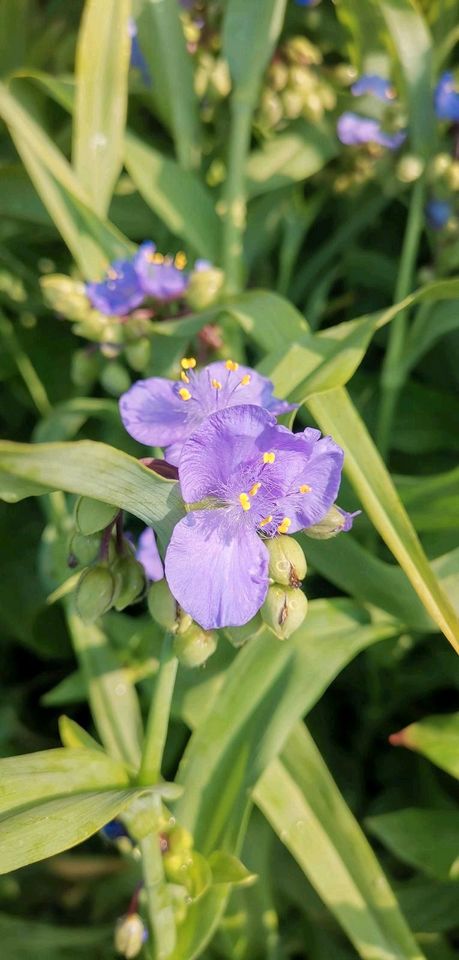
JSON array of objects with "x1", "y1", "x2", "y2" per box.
[{"x1": 165, "y1": 510, "x2": 269, "y2": 629}]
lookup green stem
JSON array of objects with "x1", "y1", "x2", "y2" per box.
[
  {"x1": 376, "y1": 177, "x2": 425, "y2": 460},
  {"x1": 0, "y1": 311, "x2": 51, "y2": 417},
  {"x1": 221, "y1": 96, "x2": 253, "y2": 294},
  {"x1": 138, "y1": 632, "x2": 178, "y2": 786},
  {"x1": 140, "y1": 814, "x2": 177, "y2": 960}
]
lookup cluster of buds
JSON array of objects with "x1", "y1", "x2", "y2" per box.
[
  {"x1": 70, "y1": 498, "x2": 147, "y2": 623},
  {"x1": 148, "y1": 579, "x2": 217, "y2": 667},
  {"x1": 257, "y1": 36, "x2": 336, "y2": 133},
  {"x1": 424, "y1": 152, "x2": 459, "y2": 232},
  {"x1": 261, "y1": 536, "x2": 308, "y2": 640}
]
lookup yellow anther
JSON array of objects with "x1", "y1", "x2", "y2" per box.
[
  {"x1": 181, "y1": 357, "x2": 197, "y2": 370},
  {"x1": 147, "y1": 251, "x2": 165, "y2": 264},
  {"x1": 225, "y1": 359, "x2": 239, "y2": 371},
  {"x1": 180, "y1": 370, "x2": 190, "y2": 384},
  {"x1": 240, "y1": 374, "x2": 251, "y2": 386},
  {"x1": 259, "y1": 515, "x2": 273, "y2": 527},
  {"x1": 178, "y1": 388, "x2": 192, "y2": 401},
  {"x1": 239, "y1": 493, "x2": 251, "y2": 512},
  {"x1": 107, "y1": 267, "x2": 119, "y2": 279},
  {"x1": 249, "y1": 482, "x2": 261, "y2": 497},
  {"x1": 263, "y1": 452, "x2": 276, "y2": 464},
  {"x1": 277, "y1": 517, "x2": 291, "y2": 534},
  {"x1": 211, "y1": 379, "x2": 222, "y2": 390},
  {"x1": 174, "y1": 251, "x2": 187, "y2": 269},
  {"x1": 299, "y1": 484, "x2": 312, "y2": 494}
]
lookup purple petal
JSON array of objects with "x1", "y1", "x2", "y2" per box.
[
  {"x1": 336, "y1": 507, "x2": 361, "y2": 532},
  {"x1": 337, "y1": 112, "x2": 405, "y2": 150},
  {"x1": 205, "y1": 362, "x2": 297, "y2": 416},
  {"x1": 434, "y1": 72, "x2": 459, "y2": 122},
  {"x1": 275, "y1": 432, "x2": 344, "y2": 531},
  {"x1": 351, "y1": 75, "x2": 395, "y2": 101},
  {"x1": 86, "y1": 260, "x2": 144, "y2": 316},
  {"x1": 165, "y1": 510, "x2": 269, "y2": 629},
  {"x1": 119, "y1": 379, "x2": 190, "y2": 447},
  {"x1": 136, "y1": 527, "x2": 164, "y2": 581},
  {"x1": 134, "y1": 242, "x2": 189, "y2": 300}
]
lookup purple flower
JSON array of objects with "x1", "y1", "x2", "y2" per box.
[
  {"x1": 164, "y1": 405, "x2": 344, "y2": 629},
  {"x1": 134, "y1": 242, "x2": 189, "y2": 301},
  {"x1": 425, "y1": 198, "x2": 452, "y2": 231},
  {"x1": 351, "y1": 75, "x2": 395, "y2": 102},
  {"x1": 119, "y1": 359, "x2": 297, "y2": 465},
  {"x1": 136, "y1": 527, "x2": 164, "y2": 581},
  {"x1": 434, "y1": 71, "x2": 459, "y2": 122},
  {"x1": 86, "y1": 260, "x2": 144, "y2": 316},
  {"x1": 295, "y1": 0, "x2": 321, "y2": 6},
  {"x1": 336, "y1": 507, "x2": 360, "y2": 532},
  {"x1": 337, "y1": 111, "x2": 406, "y2": 150}
]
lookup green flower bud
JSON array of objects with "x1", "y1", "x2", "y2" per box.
[
  {"x1": 71, "y1": 348, "x2": 101, "y2": 389},
  {"x1": 147, "y1": 579, "x2": 178, "y2": 629},
  {"x1": 261, "y1": 585, "x2": 308, "y2": 640},
  {"x1": 100, "y1": 361, "x2": 131, "y2": 397},
  {"x1": 114, "y1": 913, "x2": 146, "y2": 959},
  {"x1": 303, "y1": 505, "x2": 348, "y2": 540},
  {"x1": 268, "y1": 60, "x2": 289, "y2": 92},
  {"x1": 185, "y1": 266, "x2": 225, "y2": 311},
  {"x1": 75, "y1": 497, "x2": 119, "y2": 536},
  {"x1": 40, "y1": 274, "x2": 89, "y2": 322},
  {"x1": 281, "y1": 89, "x2": 303, "y2": 119},
  {"x1": 225, "y1": 613, "x2": 263, "y2": 648},
  {"x1": 75, "y1": 564, "x2": 117, "y2": 622},
  {"x1": 266, "y1": 536, "x2": 307, "y2": 587},
  {"x1": 167, "y1": 824, "x2": 194, "y2": 855},
  {"x1": 124, "y1": 338, "x2": 151, "y2": 372},
  {"x1": 112, "y1": 556, "x2": 146, "y2": 611},
  {"x1": 68, "y1": 531, "x2": 101, "y2": 567},
  {"x1": 173, "y1": 623, "x2": 217, "y2": 668},
  {"x1": 258, "y1": 90, "x2": 283, "y2": 129},
  {"x1": 396, "y1": 155, "x2": 424, "y2": 184},
  {"x1": 285, "y1": 36, "x2": 322, "y2": 66}
]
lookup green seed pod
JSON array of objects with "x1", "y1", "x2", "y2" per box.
[
  {"x1": 75, "y1": 565, "x2": 116, "y2": 622},
  {"x1": 40, "y1": 274, "x2": 89, "y2": 322},
  {"x1": 173, "y1": 623, "x2": 217, "y2": 668},
  {"x1": 303, "y1": 505, "x2": 347, "y2": 540},
  {"x1": 75, "y1": 497, "x2": 119, "y2": 536},
  {"x1": 225, "y1": 613, "x2": 263, "y2": 648},
  {"x1": 261, "y1": 585, "x2": 308, "y2": 640},
  {"x1": 147, "y1": 579, "x2": 178, "y2": 629},
  {"x1": 112, "y1": 556, "x2": 146, "y2": 611},
  {"x1": 68, "y1": 531, "x2": 101, "y2": 567},
  {"x1": 114, "y1": 913, "x2": 146, "y2": 959},
  {"x1": 185, "y1": 266, "x2": 225, "y2": 311},
  {"x1": 266, "y1": 536, "x2": 307, "y2": 587}
]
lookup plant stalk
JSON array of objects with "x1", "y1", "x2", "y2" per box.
[
  {"x1": 138, "y1": 632, "x2": 178, "y2": 786},
  {"x1": 221, "y1": 96, "x2": 253, "y2": 294}
]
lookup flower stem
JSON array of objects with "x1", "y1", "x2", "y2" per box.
[
  {"x1": 140, "y1": 803, "x2": 177, "y2": 960},
  {"x1": 376, "y1": 177, "x2": 425, "y2": 460},
  {"x1": 221, "y1": 95, "x2": 253, "y2": 294},
  {"x1": 138, "y1": 632, "x2": 178, "y2": 786}
]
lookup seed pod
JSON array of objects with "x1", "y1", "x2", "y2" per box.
[
  {"x1": 114, "y1": 913, "x2": 147, "y2": 959},
  {"x1": 68, "y1": 531, "x2": 101, "y2": 567},
  {"x1": 75, "y1": 564, "x2": 117, "y2": 622},
  {"x1": 303, "y1": 505, "x2": 347, "y2": 540},
  {"x1": 75, "y1": 496, "x2": 119, "y2": 536},
  {"x1": 147, "y1": 579, "x2": 178, "y2": 630},
  {"x1": 112, "y1": 556, "x2": 146, "y2": 611},
  {"x1": 266, "y1": 536, "x2": 307, "y2": 587},
  {"x1": 261, "y1": 585, "x2": 308, "y2": 640},
  {"x1": 173, "y1": 623, "x2": 217, "y2": 668}
]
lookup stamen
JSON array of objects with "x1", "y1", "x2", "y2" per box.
[
  {"x1": 259, "y1": 515, "x2": 273, "y2": 527},
  {"x1": 249, "y1": 482, "x2": 261, "y2": 496},
  {"x1": 239, "y1": 493, "x2": 251, "y2": 512},
  {"x1": 299, "y1": 484, "x2": 312, "y2": 494},
  {"x1": 147, "y1": 251, "x2": 165, "y2": 264},
  {"x1": 225, "y1": 359, "x2": 239, "y2": 371},
  {"x1": 181, "y1": 357, "x2": 197, "y2": 370},
  {"x1": 211, "y1": 379, "x2": 222, "y2": 390},
  {"x1": 263, "y1": 452, "x2": 276, "y2": 464},
  {"x1": 178, "y1": 388, "x2": 192, "y2": 401},
  {"x1": 277, "y1": 517, "x2": 291, "y2": 534},
  {"x1": 174, "y1": 251, "x2": 187, "y2": 269},
  {"x1": 180, "y1": 371, "x2": 190, "y2": 384},
  {"x1": 239, "y1": 374, "x2": 251, "y2": 386},
  {"x1": 107, "y1": 268, "x2": 119, "y2": 280}
]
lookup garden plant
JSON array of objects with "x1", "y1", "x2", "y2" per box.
[{"x1": 0, "y1": 0, "x2": 459, "y2": 958}]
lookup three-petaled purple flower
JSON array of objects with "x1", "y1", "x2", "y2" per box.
[
  {"x1": 164, "y1": 405, "x2": 344, "y2": 629},
  {"x1": 337, "y1": 112, "x2": 406, "y2": 150},
  {"x1": 120, "y1": 358, "x2": 295, "y2": 465},
  {"x1": 86, "y1": 243, "x2": 191, "y2": 316},
  {"x1": 134, "y1": 242, "x2": 190, "y2": 301},
  {"x1": 351, "y1": 75, "x2": 395, "y2": 102},
  {"x1": 86, "y1": 259, "x2": 144, "y2": 316},
  {"x1": 434, "y1": 71, "x2": 459, "y2": 122}
]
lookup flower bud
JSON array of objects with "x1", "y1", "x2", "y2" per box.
[
  {"x1": 285, "y1": 36, "x2": 321, "y2": 66},
  {"x1": 173, "y1": 623, "x2": 217, "y2": 667},
  {"x1": 185, "y1": 266, "x2": 224, "y2": 311},
  {"x1": 40, "y1": 274, "x2": 90, "y2": 322},
  {"x1": 303, "y1": 505, "x2": 349, "y2": 539},
  {"x1": 266, "y1": 536, "x2": 307, "y2": 587},
  {"x1": 268, "y1": 60, "x2": 289, "y2": 92},
  {"x1": 75, "y1": 564, "x2": 117, "y2": 622},
  {"x1": 396, "y1": 154, "x2": 424, "y2": 183},
  {"x1": 147, "y1": 579, "x2": 178, "y2": 629},
  {"x1": 225, "y1": 614, "x2": 263, "y2": 648},
  {"x1": 71, "y1": 348, "x2": 101, "y2": 389},
  {"x1": 261, "y1": 585, "x2": 308, "y2": 640},
  {"x1": 75, "y1": 497, "x2": 119, "y2": 536},
  {"x1": 114, "y1": 913, "x2": 147, "y2": 959},
  {"x1": 112, "y1": 556, "x2": 146, "y2": 611},
  {"x1": 100, "y1": 361, "x2": 131, "y2": 397},
  {"x1": 68, "y1": 531, "x2": 101, "y2": 567},
  {"x1": 125, "y1": 338, "x2": 151, "y2": 372}
]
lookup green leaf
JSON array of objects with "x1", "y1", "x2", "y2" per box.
[
  {"x1": 124, "y1": 132, "x2": 220, "y2": 260},
  {"x1": 135, "y1": 0, "x2": 201, "y2": 170},
  {"x1": 58, "y1": 715, "x2": 105, "y2": 753},
  {"x1": 0, "y1": 0, "x2": 28, "y2": 77},
  {"x1": 0, "y1": 439, "x2": 184, "y2": 544},
  {"x1": 366, "y1": 809, "x2": 459, "y2": 881},
  {"x1": 255, "y1": 725, "x2": 425, "y2": 960},
  {"x1": 389, "y1": 712, "x2": 459, "y2": 780},
  {"x1": 222, "y1": 0, "x2": 287, "y2": 97},
  {"x1": 73, "y1": 0, "x2": 131, "y2": 216},
  {"x1": 0, "y1": 914, "x2": 110, "y2": 957},
  {"x1": 246, "y1": 119, "x2": 337, "y2": 198},
  {"x1": 209, "y1": 851, "x2": 256, "y2": 887}
]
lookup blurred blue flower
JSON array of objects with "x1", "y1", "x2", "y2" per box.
[
  {"x1": 295, "y1": 0, "x2": 321, "y2": 5},
  {"x1": 134, "y1": 242, "x2": 190, "y2": 301},
  {"x1": 434, "y1": 71, "x2": 459, "y2": 122},
  {"x1": 86, "y1": 260, "x2": 144, "y2": 316},
  {"x1": 101, "y1": 819, "x2": 130, "y2": 841},
  {"x1": 351, "y1": 75, "x2": 395, "y2": 101},
  {"x1": 128, "y1": 18, "x2": 151, "y2": 87},
  {"x1": 337, "y1": 111, "x2": 406, "y2": 149},
  {"x1": 136, "y1": 527, "x2": 164, "y2": 581},
  {"x1": 425, "y1": 198, "x2": 452, "y2": 230}
]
